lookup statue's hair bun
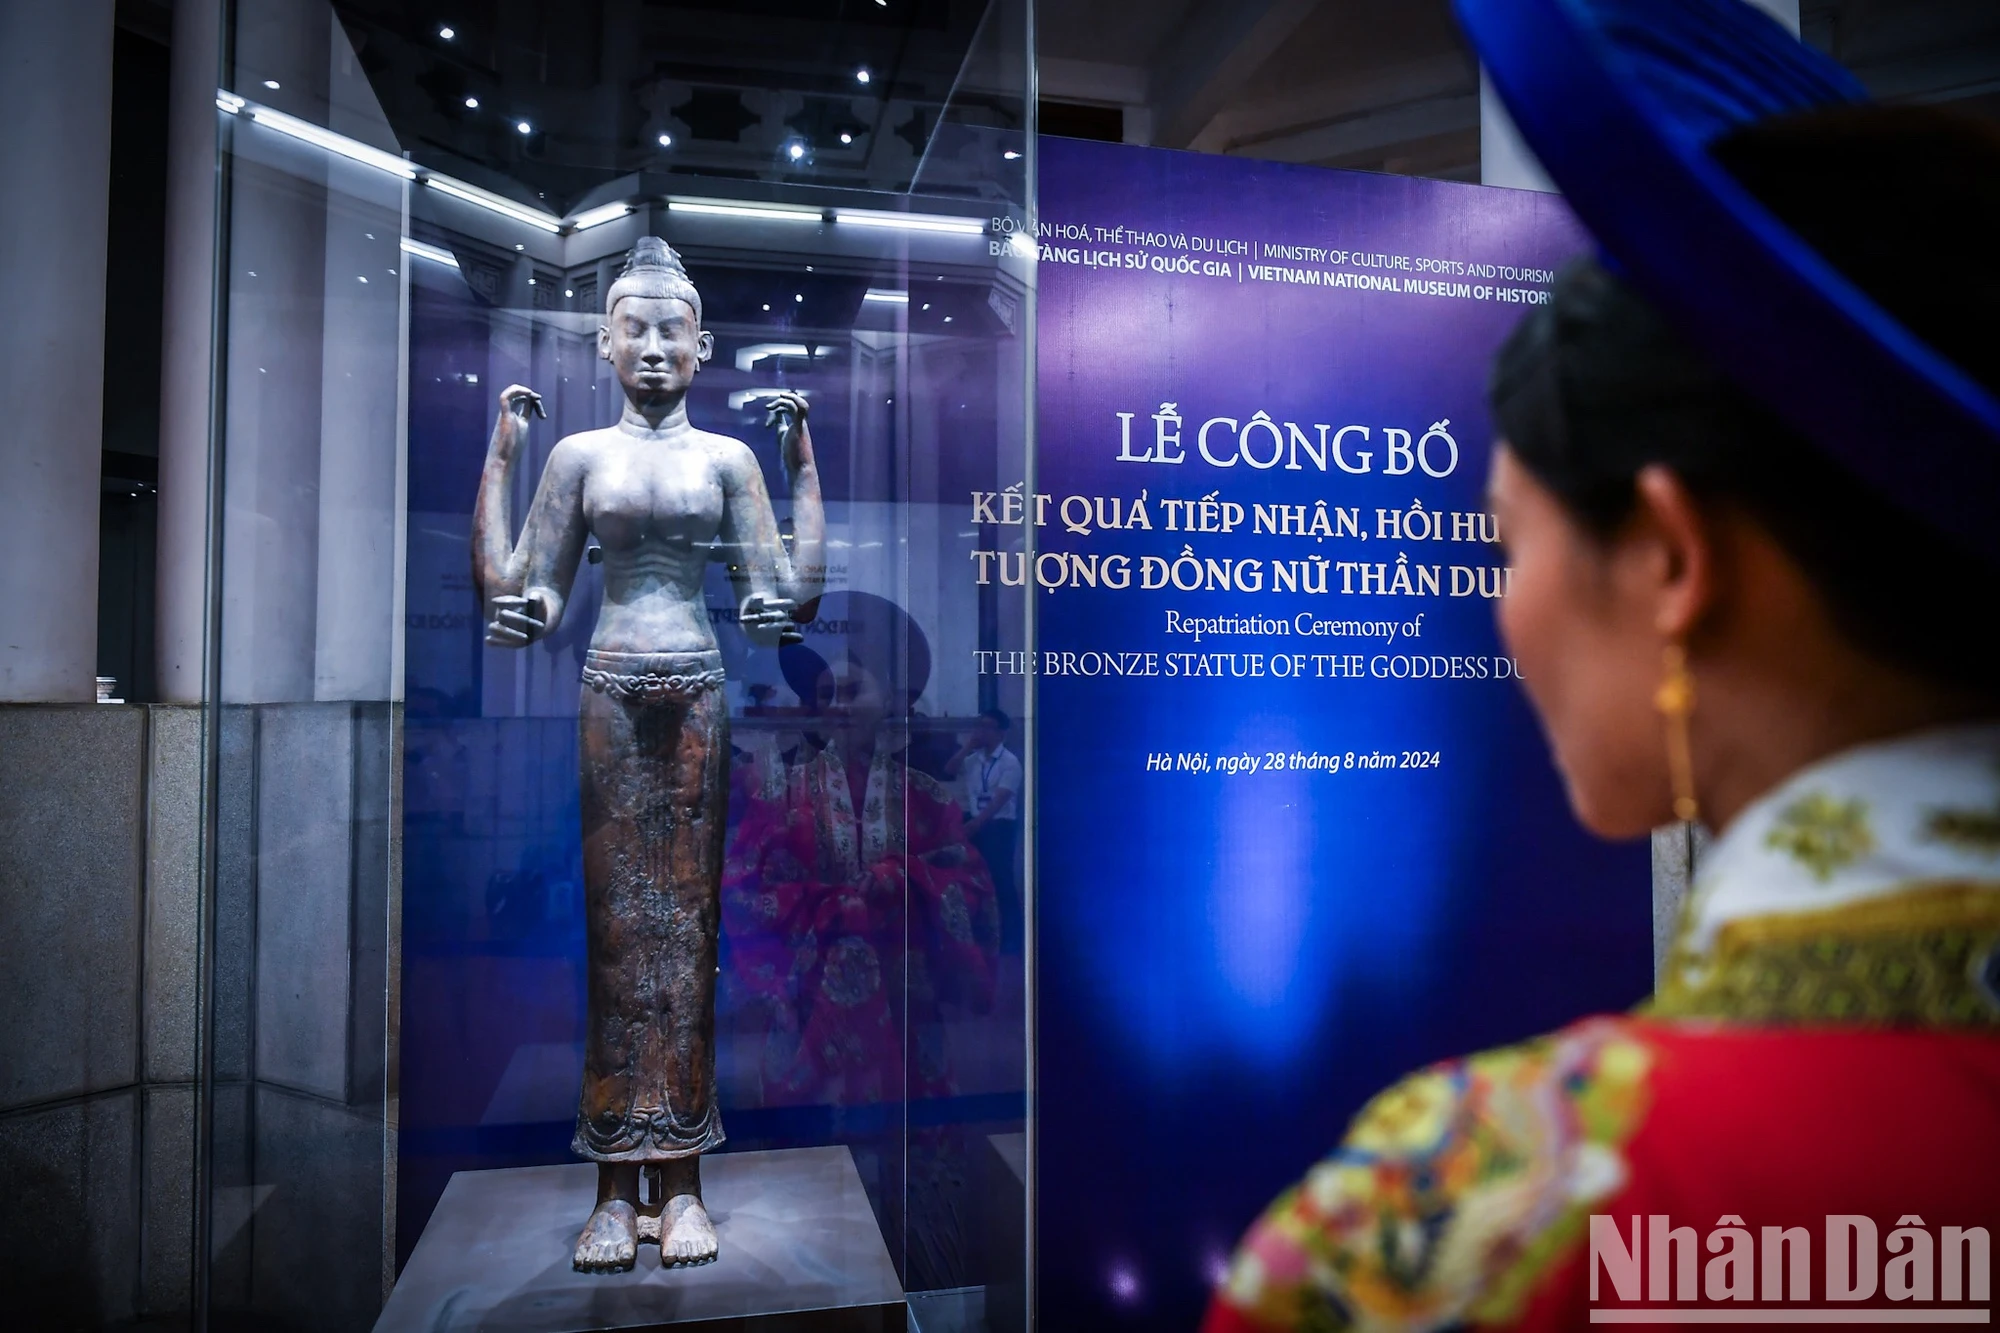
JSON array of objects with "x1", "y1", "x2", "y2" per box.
[
  {"x1": 606, "y1": 235, "x2": 702, "y2": 323},
  {"x1": 621, "y1": 235, "x2": 688, "y2": 278}
]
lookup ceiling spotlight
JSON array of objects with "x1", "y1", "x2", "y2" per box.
[
  {"x1": 564, "y1": 288, "x2": 574, "y2": 297},
  {"x1": 1003, "y1": 149, "x2": 1021, "y2": 160},
  {"x1": 794, "y1": 293, "x2": 803, "y2": 302},
  {"x1": 762, "y1": 303, "x2": 771, "y2": 311},
  {"x1": 657, "y1": 132, "x2": 673, "y2": 147},
  {"x1": 263, "y1": 79, "x2": 281, "y2": 90},
  {"x1": 943, "y1": 315, "x2": 952, "y2": 322},
  {"x1": 438, "y1": 25, "x2": 455, "y2": 40},
  {"x1": 855, "y1": 67, "x2": 871, "y2": 85},
  {"x1": 787, "y1": 142, "x2": 805, "y2": 161},
  {"x1": 514, "y1": 243, "x2": 524, "y2": 251},
  {"x1": 516, "y1": 120, "x2": 532, "y2": 135},
  {"x1": 921, "y1": 303, "x2": 930, "y2": 310},
  {"x1": 464, "y1": 96, "x2": 479, "y2": 109},
  {"x1": 840, "y1": 132, "x2": 853, "y2": 145}
]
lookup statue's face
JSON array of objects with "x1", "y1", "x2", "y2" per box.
[{"x1": 600, "y1": 295, "x2": 712, "y2": 403}]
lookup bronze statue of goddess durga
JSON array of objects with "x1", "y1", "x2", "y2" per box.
[{"x1": 472, "y1": 236, "x2": 825, "y2": 1272}]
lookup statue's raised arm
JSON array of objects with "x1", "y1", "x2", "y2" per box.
[
  {"x1": 725, "y1": 389, "x2": 826, "y2": 642},
  {"x1": 472, "y1": 382, "x2": 568, "y2": 647}
]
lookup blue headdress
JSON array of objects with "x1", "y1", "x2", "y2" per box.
[{"x1": 1457, "y1": 0, "x2": 2000, "y2": 562}]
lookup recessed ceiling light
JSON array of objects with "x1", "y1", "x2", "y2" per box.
[
  {"x1": 761, "y1": 303, "x2": 770, "y2": 311},
  {"x1": 516, "y1": 120, "x2": 532, "y2": 135},
  {"x1": 438, "y1": 25, "x2": 455, "y2": 40},
  {"x1": 1003, "y1": 149, "x2": 1021, "y2": 160},
  {"x1": 787, "y1": 142, "x2": 805, "y2": 161},
  {"x1": 564, "y1": 288, "x2": 573, "y2": 297},
  {"x1": 465, "y1": 96, "x2": 479, "y2": 109},
  {"x1": 657, "y1": 132, "x2": 673, "y2": 147},
  {"x1": 943, "y1": 315, "x2": 952, "y2": 322},
  {"x1": 922, "y1": 303, "x2": 930, "y2": 310},
  {"x1": 263, "y1": 79, "x2": 280, "y2": 90},
  {"x1": 514, "y1": 243, "x2": 524, "y2": 251},
  {"x1": 855, "y1": 68, "x2": 871, "y2": 85}
]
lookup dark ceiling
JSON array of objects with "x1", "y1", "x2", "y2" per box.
[
  {"x1": 117, "y1": 0, "x2": 2000, "y2": 204},
  {"x1": 324, "y1": 0, "x2": 1020, "y2": 211},
  {"x1": 1034, "y1": 0, "x2": 2000, "y2": 181}
]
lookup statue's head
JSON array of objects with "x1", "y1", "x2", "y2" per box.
[{"x1": 600, "y1": 236, "x2": 712, "y2": 404}]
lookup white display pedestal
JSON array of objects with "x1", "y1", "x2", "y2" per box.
[{"x1": 375, "y1": 1145, "x2": 905, "y2": 1332}]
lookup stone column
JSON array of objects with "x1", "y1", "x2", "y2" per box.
[
  {"x1": 0, "y1": 1, "x2": 116, "y2": 701},
  {"x1": 312, "y1": 13, "x2": 407, "y2": 702},
  {"x1": 216, "y1": 1, "x2": 332, "y2": 704},
  {"x1": 155, "y1": 0, "x2": 224, "y2": 704}
]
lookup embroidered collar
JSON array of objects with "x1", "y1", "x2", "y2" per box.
[
  {"x1": 1683, "y1": 722, "x2": 2000, "y2": 951},
  {"x1": 1655, "y1": 722, "x2": 2000, "y2": 1026}
]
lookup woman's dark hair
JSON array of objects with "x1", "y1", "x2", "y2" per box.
[{"x1": 1490, "y1": 105, "x2": 2000, "y2": 695}]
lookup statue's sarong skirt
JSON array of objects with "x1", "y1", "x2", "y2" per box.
[{"x1": 572, "y1": 648, "x2": 730, "y2": 1161}]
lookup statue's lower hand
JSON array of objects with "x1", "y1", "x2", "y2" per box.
[
  {"x1": 739, "y1": 593, "x2": 805, "y2": 645},
  {"x1": 739, "y1": 593, "x2": 797, "y2": 631},
  {"x1": 485, "y1": 593, "x2": 546, "y2": 647}
]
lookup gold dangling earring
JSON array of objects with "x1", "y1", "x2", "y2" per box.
[{"x1": 1654, "y1": 643, "x2": 1699, "y2": 824}]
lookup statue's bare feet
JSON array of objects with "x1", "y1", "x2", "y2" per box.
[
  {"x1": 574, "y1": 1198, "x2": 639, "y2": 1273},
  {"x1": 661, "y1": 1193, "x2": 718, "y2": 1266}
]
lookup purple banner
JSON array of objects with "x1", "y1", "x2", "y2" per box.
[{"x1": 1029, "y1": 136, "x2": 1652, "y2": 1326}]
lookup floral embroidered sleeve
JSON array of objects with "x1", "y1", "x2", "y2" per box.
[{"x1": 1202, "y1": 1020, "x2": 1655, "y2": 1333}]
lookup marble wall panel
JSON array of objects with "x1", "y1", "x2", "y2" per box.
[
  {"x1": 255, "y1": 702, "x2": 357, "y2": 1100},
  {"x1": 1650, "y1": 821, "x2": 1709, "y2": 983},
  {"x1": 0, "y1": 705, "x2": 144, "y2": 1109},
  {"x1": 144, "y1": 704, "x2": 203, "y2": 1085},
  {"x1": 0, "y1": 1090, "x2": 140, "y2": 1327},
  {"x1": 142, "y1": 1082, "x2": 195, "y2": 1314},
  {"x1": 244, "y1": 1084, "x2": 387, "y2": 1333}
]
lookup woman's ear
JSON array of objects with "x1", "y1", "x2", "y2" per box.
[{"x1": 1631, "y1": 464, "x2": 1716, "y2": 641}]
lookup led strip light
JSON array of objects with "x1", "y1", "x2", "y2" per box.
[
  {"x1": 399, "y1": 238, "x2": 461, "y2": 268},
  {"x1": 219, "y1": 93, "x2": 992, "y2": 242}
]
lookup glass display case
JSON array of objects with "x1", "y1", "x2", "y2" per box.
[{"x1": 195, "y1": 2, "x2": 1035, "y2": 1328}]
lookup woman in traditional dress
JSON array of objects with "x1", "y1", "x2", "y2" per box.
[
  {"x1": 474, "y1": 237, "x2": 822, "y2": 1272},
  {"x1": 720, "y1": 592, "x2": 999, "y2": 1108},
  {"x1": 1205, "y1": 1, "x2": 2000, "y2": 1328}
]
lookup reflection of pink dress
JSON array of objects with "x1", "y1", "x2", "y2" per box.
[{"x1": 722, "y1": 736, "x2": 1000, "y2": 1107}]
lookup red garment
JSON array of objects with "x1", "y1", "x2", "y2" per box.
[
  {"x1": 1203, "y1": 1021, "x2": 2000, "y2": 1332},
  {"x1": 721, "y1": 738, "x2": 999, "y2": 1107},
  {"x1": 1205, "y1": 730, "x2": 2000, "y2": 1332}
]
